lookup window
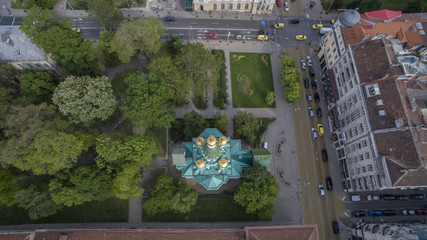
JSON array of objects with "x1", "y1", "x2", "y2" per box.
[
  {"x1": 353, "y1": 95, "x2": 358, "y2": 104},
  {"x1": 354, "y1": 127, "x2": 358, "y2": 136},
  {"x1": 221, "y1": 3, "x2": 225, "y2": 9},
  {"x1": 351, "y1": 145, "x2": 356, "y2": 151},
  {"x1": 362, "y1": 166, "x2": 367, "y2": 173},
  {"x1": 360, "y1": 154, "x2": 364, "y2": 161},
  {"x1": 356, "y1": 168, "x2": 361, "y2": 174},
  {"x1": 354, "y1": 157, "x2": 358, "y2": 163},
  {"x1": 256, "y1": 4, "x2": 260, "y2": 10},
  {"x1": 368, "y1": 164, "x2": 373, "y2": 171},
  {"x1": 360, "y1": 123, "x2": 364, "y2": 133},
  {"x1": 237, "y1": 3, "x2": 241, "y2": 9},
  {"x1": 213, "y1": 3, "x2": 217, "y2": 9},
  {"x1": 349, "y1": 129, "x2": 353, "y2": 138},
  {"x1": 365, "y1": 152, "x2": 370, "y2": 159},
  {"x1": 351, "y1": 169, "x2": 355, "y2": 175},
  {"x1": 362, "y1": 140, "x2": 368, "y2": 147},
  {"x1": 348, "y1": 158, "x2": 353, "y2": 164},
  {"x1": 229, "y1": 3, "x2": 233, "y2": 9},
  {"x1": 347, "y1": 147, "x2": 351, "y2": 153},
  {"x1": 245, "y1": 3, "x2": 249, "y2": 9},
  {"x1": 355, "y1": 109, "x2": 361, "y2": 119}
]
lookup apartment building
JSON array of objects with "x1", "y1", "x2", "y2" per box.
[{"x1": 191, "y1": 0, "x2": 274, "y2": 14}]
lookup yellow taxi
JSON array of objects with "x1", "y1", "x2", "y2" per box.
[
  {"x1": 257, "y1": 35, "x2": 268, "y2": 40},
  {"x1": 72, "y1": 27, "x2": 81, "y2": 33},
  {"x1": 296, "y1": 35, "x2": 306, "y2": 41},
  {"x1": 273, "y1": 23, "x2": 284, "y2": 29},
  {"x1": 317, "y1": 124, "x2": 324, "y2": 136},
  {"x1": 312, "y1": 24, "x2": 323, "y2": 29}
]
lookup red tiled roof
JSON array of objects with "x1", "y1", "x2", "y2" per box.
[
  {"x1": 246, "y1": 225, "x2": 319, "y2": 240},
  {"x1": 0, "y1": 233, "x2": 32, "y2": 240},
  {"x1": 365, "y1": 10, "x2": 402, "y2": 21},
  {"x1": 342, "y1": 24, "x2": 367, "y2": 45}
]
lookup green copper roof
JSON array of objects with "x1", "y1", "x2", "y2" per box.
[
  {"x1": 173, "y1": 128, "x2": 259, "y2": 190},
  {"x1": 252, "y1": 148, "x2": 272, "y2": 168}
]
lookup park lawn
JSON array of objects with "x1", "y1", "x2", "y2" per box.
[
  {"x1": 111, "y1": 68, "x2": 138, "y2": 99},
  {"x1": 0, "y1": 198, "x2": 128, "y2": 225},
  {"x1": 142, "y1": 195, "x2": 259, "y2": 222},
  {"x1": 229, "y1": 53, "x2": 275, "y2": 108}
]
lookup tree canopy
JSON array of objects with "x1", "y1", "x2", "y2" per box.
[
  {"x1": 112, "y1": 162, "x2": 145, "y2": 199},
  {"x1": 212, "y1": 111, "x2": 228, "y2": 135},
  {"x1": 183, "y1": 111, "x2": 209, "y2": 139},
  {"x1": 0, "y1": 169, "x2": 18, "y2": 206},
  {"x1": 121, "y1": 73, "x2": 175, "y2": 129},
  {"x1": 52, "y1": 76, "x2": 118, "y2": 127},
  {"x1": 111, "y1": 17, "x2": 166, "y2": 63},
  {"x1": 143, "y1": 174, "x2": 198, "y2": 215},
  {"x1": 20, "y1": 70, "x2": 55, "y2": 103},
  {"x1": 234, "y1": 111, "x2": 259, "y2": 146},
  {"x1": 280, "y1": 56, "x2": 301, "y2": 103},
  {"x1": 87, "y1": 0, "x2": 123, "y2": 31}
]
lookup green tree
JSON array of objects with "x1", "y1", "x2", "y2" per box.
[
  {"x1": 280, "y1": 56, "x2": 301, "y2": 103},
  {"x1": 265, "y1": 91, "x2": 275, "y2": 106},
  {"x1": 176, "y1": 43, "x2": 220, "y2": 96},
  {"x1": 15, "y1": 129, "x2": 85, "y2": 175},
  {"x1": 212, "y1": 111, "x2": 228, "y2": 135},
  {"x1": 183, "y1": 111, "x2": 209, "y2": 139},
  {"x1": 111, "y1": 17, "x2": 166, "y2": 63},
  {"x1": 405, "y1": 0, "x2": 427, "y2": 12},
  {"x1": 234, "y1": 166, "x2": 280, "y2": 220},
  {"x1": 166, "y1": 34, "x2": 183, "y2": 57},
  {"x1": 0, "y1": 169, "x2": 18, "y2": 206},
  {"x1": 234, "y1": 111, "x2": 259, "y2": 146},
  {"x1": 52, "y1": 76, "x2": 118, "y2": 127},
  {"x1": 99, "y1": 30, "x2": 120, "y2": 67},
  {"x1": 0, "y1": 61, "x2": 20, "y2": 91},
  {"x1": 147, "y1": 56, "x2": 190, "y2": 105},
  {"x1": 87, "y1": 0, "x2": 123, "y2": 31},
  {"x1": 29, "y1": 0, "x2": 57, "y2": 9},
  {"x1": 122, "y1": 74, "x2": 175, "y2": 128},
  {"x1": 112, "y1": 162, "x2": 144, "y2": 199},
  {"x1": 143, "y1": 174, "x2": 197, "y2": 215},
  {"x1": 0, "y1": 87, "x2": 14, "y2": 130},
  {"x1": 20, "y1": 70, "x2": 55, "y2": 103},
  {"x1": 49, "y1": 165, "x2": 113, "y2": 207}
]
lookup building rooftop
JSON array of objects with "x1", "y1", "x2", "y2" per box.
[
  {"x1": 0, "y1": 26, "x2": 47, "y2": 62},
  {"x1": 365, "y1": 10, "x2": 402, "y2": 21},
  {"x1": 339, "y1": 9, "x2": 361, "y2": 27}
]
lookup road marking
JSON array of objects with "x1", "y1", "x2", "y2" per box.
[{"x1": 11, "y1": 17, "x2": 15, "y2": 25}]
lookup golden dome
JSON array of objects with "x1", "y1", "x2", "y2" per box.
[
  {"x1": 196, "y1": 159, "x2": 206, "y2": 169},
  {"x1": 219, "y1": 136, "x2": 227, "y2": 146},
  {"x1": 207, "y1": 135, "x2": 217, "y2": 147},
  {"x1": 218, "y1": 158, "x2": 228, "y2": 168},
  {"x1": 196, "y1": 137, "x2": 205, "y2": 146}
]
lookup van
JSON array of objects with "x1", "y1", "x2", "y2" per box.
[
  {"x1": 321, "y1": 149, "x2": 328, "y2": 162},
  {"x1": 331, "y1": 221, "x2": 339, "y2": 234}
]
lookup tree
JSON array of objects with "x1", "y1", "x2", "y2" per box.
[
  {"x1": 0, "y1": 169, "x2": 18, "y2": 206},
  {"x1": 234, "y1": 111, "x2": 259, "y2": 146},
  {"x1": 265, "y1": 91, "x2": 275, "y2": 106},
  {"x1": 147, "y1": 57, "x2": 190, "y2": 105},
  {"x1": 166, "y1": 34, "x2": 183, "y2": 57},
  {"x1": 176, "y1": 43, "x2": 220, "y2": 96},
  {"x1": 234, "y1": 166, "x2": 280, "y2": 220},
  {"x1": 121, "y1": 74, "x2": 175, "y2": 129},
  {"x1": 143, "y1": 174, "x2": 197, "y2": 215},
  {"x1": 0, "y1": 61, "x2": 20, "y2": 91},
  {"x1": 99, "y1": 30, "x2": 120, "y2": 67},
  {"x1": 87, "y1": 0, "x2": 123, "y2": 31},
  {"x1": 52, "y1": 76, "x2": 118, "y2": 127},
  {"x1": 111, "y1": 17, "x2": 166, "y2": 63},
  {"x1": 280, "y1": 56, "x2": 301, "y2": 103},
  {"x1": 0, "y1": 87, "x2": 14, "y2": 129},
  {"x1": 405, "y1": 0, "x2": 427, "y2": 12},
  {"x1": 112, "y1": 162, "x2": 144, "y2": 199},
  {"x1": 183, "y1": 111, "x2": 209, "y2": 139},
  {"x1": 212, "y1": 111, "x2": 228, "y2": 135},
  {"x1": 20, "y1": 70, "x2": 55, "y2": 103},
  {"x1": 49, "y1": 165, "x2": 113, "y2": 207},
  {"x1": 29, "y1": 0, "x2": 57, "y2": 9}
]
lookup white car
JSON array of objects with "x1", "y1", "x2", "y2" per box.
[
  {"x1": 366, "y1": 194, "x2": 380, "y2": 201},
  {"x1": 311, "y1": 128, "x2": 317, "y2": 140},
  {"x1": 318, "y1": 184, "x2": 325, "y2": 196},
  {"x1": 284, "y1": 2, "x2": 289, "y2": 11},
  {"x1": 402, "y1": 210, "x2": 416, "y2": 215},
  {"x1": 300, "y1": 59, "x2": 307, "y2": 70},
  {"x1": 306, "y1": 56, "x2": 312, "y2": 66}
]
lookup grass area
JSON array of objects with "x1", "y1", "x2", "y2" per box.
[
  {"x1": 229, "y1": 53, "x2": 275, "y2": 108},
  {"x1": 142, "y1": 195, "x2": 258, "y2": 222},
  {"x1": 0, "y1": 198, "x2": 128, "y2": 225},
  {"x1": 111, "y1": 68, "x2": 138, "y2": 99},
  {"x1": 66, "y1": 0, "x2": 146, "y2": 9},
  {"x1": 145, "y1": 128, "x2": 167, "y2": 158}
]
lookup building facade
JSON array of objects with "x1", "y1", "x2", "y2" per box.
[{"x1": 192, "y1": 0, "x2": 274, "y2": 14}]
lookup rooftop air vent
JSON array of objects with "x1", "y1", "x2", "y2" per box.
[
  {"x1": 376, "y1": 99, "x2": 383, "y2": 106},
  {"x1": 389, "y1": 147, "x2": 396, "y2": 152},
  {"x1": 379, "y1": 110, "x2": 386, "y2": 116}
]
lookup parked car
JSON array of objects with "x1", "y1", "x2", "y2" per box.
[
  {"x1": 276, "y1": 0, "x2": 282, "y2": 7},
  {"x1": 402, "y1": 210, "x2": 416, "y2": 215},
  {"x1": 316, "y1": 106, "x2": 322, "y2": 117},
  {"x1": 416, "y1": 209, "x2": 427, "y2": 215},
  {"x1": 318, "y1": 184, "x2": 325, "y2": 196},
  {"x1": 311, "y1": 79, "x2": 317, "y2": 89},
  {"x1": 380, "y1": 194, "x2": 396, "y2": 201},
  {"x1": 306, "y1": 93, "x2": 312, "y2": 101},
  {"x1": 309, "y1": 68, "x2": 315, "y2": 77},
  {"x1": 296, "y1": 35, "x2": 307, "y2": 41},
  {"x1": 350, "y1": 195, "x2": 361, "y2": 202},
  {"x1": 353, "y1": 211, "x2": 365, "y2": 217},
  {"x1": 312, "y1": 24, "x2": 323, "y2": 29},
  {"x1": 308, "y1": 107, "x2": 314, "y2": 118},
  {"x1": 331, "y1": 221, "x2": 339, "y2": 234},
  {"x1": 72, "y1": 27, "x2": 81, "y2": 33},
  {"x1": 411, "y1": 194, "x2": 426, "y2": 200},
  {"x1": 314, "y1": 92, "x2": 320, "y2": 102},
  {"x1": 382, "y1": 210, "x2": 396, "y2": 216},
  {"x1": 303, "y1": 78, "x2": 309, "y2": 88},
  {"x1": 289, "y1": 19, "x2": 300, "y2": 24},
  {"x1": 274, "y1": 23, "x2": 284, "y2": 29},
  {"x1": 321, "y1": 149, "x2": 328, "y2": 162},
  {"x1": 326, "y1": 177, "x2": 333, "y2": 190},
  {"x1": 311, "y1": 128, "x2": 317, "y2": 140},
  {"x1": 163, "y1": 16, "x2": 176, "y2": 22},
  {"x1": 368, "y1": 210, "x2": 382, "y2": 216},
  {"x1": 206, "y1": 33, "x2": 217, "y2": 39},
  {"x1": 367, "y1": 195, "x2": 380, "y2": 201},
  {"x1": 235, "y1": 35, "x2": 246, "y2": 40},
  {"x1": 301, "y1": 60, "x2": 307, "y2": 69},
  {"x1": 284, "y1": 1, "x2": 289, "y2": 11},
  {"x1": 317, "y1": 124, "x2": 324, "y2": 136},
  {"x1": 306, "y1": 56, "x2": 312, "y2": 66},
  {"x1": 257, "y1": 35, "x2": 268, "y2": 40},
  {"x1": 396, "y1": 195, "x2": 409, "y2": 201}
]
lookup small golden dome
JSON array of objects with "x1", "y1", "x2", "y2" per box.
[
  {"x1": 207, "y1": 135, "x2": 217, "y2": 147},
  {"x1": 196, "y1": 159, "x2": 206, "y2": 169},
  {"x1": 196, "y1": 137, "x2": 205, "y2": 146},
  {"x1": 218, "y1": 158, "x2": 228, "y2": 168},
  {"x1": 219, "y1": 136, "x2": 227, "y2": 146}
]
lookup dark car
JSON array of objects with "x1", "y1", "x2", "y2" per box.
[
  {"x1": 316, "y1": 106, "x2": 322, "y2": 117},
  {"x1": 396, "y1": 195, "x2": 409, "y2": 201},
  {"x1": 314, "y1": 92, "x2": 320, "y2": 102},
  {"x1": 163, "y1": 16, "x2": 176, "y2": 22},
  {"x1": 353, "y1": 211, "x2": 366, "y2": 217},
  {"x1": 289, "y1": 19, "x2": 300, "y2": 24},
  {"x1": 331, "y1": 221, "x2": 339, "y2": 234},
  {"x1": 416, "y1": 209, "x2": 427, "y2": 215},
  {"x1": 326, "y1": 177, "x2": 333, "y2": 190},
  {"x1": 311, "y1": 80, "x2": 317, "y2": 90},
  {"x1": 411, "y1": 194, "x2": 426, "y2": 200},
  {"x1": 303, "y1": 78, "x2": 309, "y2": 88},
  {"x1": 382, "y1": 210, "x2": 396, "y2": 216},
  {"x1": 309, "y1": 68, "x2": 315, "y2": 77},
  {"x1": 380, "y1": 194, "x2": 396, "y2": 201},
  {"x1": 259, "y1": 29, "x2": 270, "y2": 36},
  {"x1": 321, "y1": 149, "x2": 328, "y2": 162}
]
